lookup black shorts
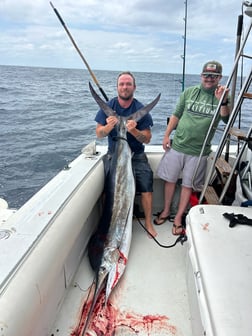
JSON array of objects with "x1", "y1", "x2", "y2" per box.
[
  {"x1": 132, "y1": 153, "x2": 153, "y2": 193},
  {"x1": 103, "y1": 152, "x2": 153, "y2": 193}
]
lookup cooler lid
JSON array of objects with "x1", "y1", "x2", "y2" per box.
[{"x1": 187, "y1": 204, "x2": 252, "y2": 336}]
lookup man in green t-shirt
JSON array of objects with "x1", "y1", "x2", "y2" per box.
[{"x1": 154, "y1": 61, "x2": 230, "y2": 235}]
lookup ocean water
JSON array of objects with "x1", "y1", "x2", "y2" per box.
[{"x1": 0, "y1": 65, "x2": 251, "y2": 208}]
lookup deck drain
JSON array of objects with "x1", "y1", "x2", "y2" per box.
[{"x1": 0, "y1": 229, "x2": 12, "y2": 240}]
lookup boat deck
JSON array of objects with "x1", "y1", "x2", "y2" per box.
[{"x1": 51, "y1": 217, "x2": 192, "y2": 336}]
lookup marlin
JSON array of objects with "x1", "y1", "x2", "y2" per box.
[{"x1": 82, "y1": 82, "x2": 161, "y2": 335}]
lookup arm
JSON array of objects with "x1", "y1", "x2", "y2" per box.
[
  {"x1": 161, "y1": 89, "x2": 186, "y2": 150},
  {"x1": 162, "y1": 115, "x2": 179, "y2": 150},
  {"x1": 126, "y1": 120, "x2": 152, "y2": 144},
  {"x1": 215, "y1": 85, "x2": 231, "y2": 118},
  {"x1": 96, "y1": 116, "x2": 118, "y2": 138},
  {"x1": 220, "y1": 103, "x2": 230, "y2": 118}
]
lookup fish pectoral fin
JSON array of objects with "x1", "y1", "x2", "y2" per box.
[
  {"x1": 132, "y1": 93, "x2": 161, "y2": 121},
  {"x1": 89, "y1": 82, "x2": 116, "y2": 117}
]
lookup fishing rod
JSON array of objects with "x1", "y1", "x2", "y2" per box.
[{"x1": 49, "y1": 1, "x2": 109, "y2": 101}]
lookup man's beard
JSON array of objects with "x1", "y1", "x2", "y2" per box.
[{"x1": 119, "y1": 92, "x2": 133, "y2": 101}]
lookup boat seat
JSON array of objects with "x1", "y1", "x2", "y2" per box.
[{"x1": 146, "y1": 151, "x2": 163, "y2": 178}]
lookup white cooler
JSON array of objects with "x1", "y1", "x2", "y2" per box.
[{"x1": 186, "y1": 204, "x2": 252, "y2": 336}]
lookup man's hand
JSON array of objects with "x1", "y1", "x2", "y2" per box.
[
  {"x1": 126, "y1": 119, "x2": 137, "y2": 132},
  {"x1": 215, "y1": 84, "x2": 229, "y2": 101},
  {"x1": 106, "y1": 116, "x2": 118, "y2": 128}
]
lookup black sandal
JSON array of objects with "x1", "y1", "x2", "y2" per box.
[
  {"x1": 153, "y1": 211, "x2": 169, "y2": 225},
  {"x1": 154, "y1": 215, "x2": 169, "y2": 225}
]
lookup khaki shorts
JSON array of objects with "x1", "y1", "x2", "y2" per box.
[{"x1": 157, "y1": 148, "x2": 207, "y2": 190}]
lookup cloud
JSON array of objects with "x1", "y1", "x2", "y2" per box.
[{"x1": 0, "y1": 0, "x2": 251, "y2": 74}]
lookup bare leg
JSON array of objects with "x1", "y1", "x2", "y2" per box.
[
  {"x1": 141, "y1": 192, "x2": 157, "y2": 237},
  {"x1": 172, "y1": 186, "x2": 192, "y2": 235},
  {"x1": 154, "y1": 181, "x2": 176, "y2": 225}
]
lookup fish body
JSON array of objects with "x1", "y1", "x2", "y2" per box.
[
  {"x1": 100, "y1": 116, "x2": 135, "y2": 299},
  {"x1": 82, "y1": 83, "x2": 160, "y2": 335}
]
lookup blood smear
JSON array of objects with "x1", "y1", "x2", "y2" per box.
[{"x1": 71, "y1": 289, "x2": 177, "y2": 336}]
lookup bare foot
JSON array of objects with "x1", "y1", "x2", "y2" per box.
[
  {"x1": 172, "y1": 221, "x2": 183, "y2": 235},
  {"x1": 145, "y1": 223, "x2": 157, "y2": 238}
]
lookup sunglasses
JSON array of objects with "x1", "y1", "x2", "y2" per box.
[{"x1": 202, "y1": 74, "x2": 220, "y2": 79}]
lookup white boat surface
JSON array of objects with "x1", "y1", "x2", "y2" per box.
[
  {"x1": 1, "y1": 7, "x2": 252, "y2": 334},
  {"x1": 0, "y1": 143, "x2": 251, "y2": 336}
]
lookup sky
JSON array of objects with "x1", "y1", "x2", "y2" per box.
[{"x1": 0, "y1": 0, "x2": 252, "y2": 75}]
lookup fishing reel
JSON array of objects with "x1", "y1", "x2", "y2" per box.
[
  {"x1": 243, "y1": 0, "x2": 252, "y2": 16},
  {"x1": 243, "y1": 1, "x2": 252, "y2": 6}
]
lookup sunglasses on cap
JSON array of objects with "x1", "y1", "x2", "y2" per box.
[{"x1": 202, "y1": 74, "x2": 220, "y2": 79}]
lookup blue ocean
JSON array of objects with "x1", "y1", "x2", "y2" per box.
[{"x1": 1, "y1": 65, "x2": 251, "y2": 208}]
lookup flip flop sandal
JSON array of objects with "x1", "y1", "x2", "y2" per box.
[{"x1": 153, "y1": 213, "x2": 169, "y2": 225}]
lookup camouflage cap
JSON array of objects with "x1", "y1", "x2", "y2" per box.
[{"x1": 202, "y1": 61, "x2": 222, "y2": 75}]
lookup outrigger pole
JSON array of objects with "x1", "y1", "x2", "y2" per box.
[
  {"x1": 181, "y1": 0, "x2": 188, "y2": 91},
  {"x1": 49, "y1": 2, "x2": 109, "y2": 101},
  {"x1": 225, "y1": 14, "x2": 243, "y2": 162}
]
